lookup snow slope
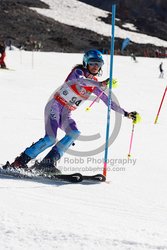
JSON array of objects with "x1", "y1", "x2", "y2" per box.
[
  {"x1": 31, "y1": 0, "x2": 167, "y2": 47},
  {"x1": 0, "y1": 51, "x2": 167, "y2": 250}
]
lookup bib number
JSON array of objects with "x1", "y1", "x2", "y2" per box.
[{"x1": 59, "y1": 84, "x2": 82, "y2": 107}]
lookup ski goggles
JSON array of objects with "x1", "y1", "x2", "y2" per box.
[{"x1": 88, "y1": 61, "x2": 103, "y2": 68}]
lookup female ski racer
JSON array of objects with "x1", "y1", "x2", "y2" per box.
[{"x1": 4, "y1": 49, "x2": 140, "y2": 174}]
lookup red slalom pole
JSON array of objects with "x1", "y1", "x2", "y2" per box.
[{"x1": 154, "y1": 85, "x2": 167, "y2": 124}]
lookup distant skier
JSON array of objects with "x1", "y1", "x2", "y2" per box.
[
  {"x1": 131, "y1": 53, "x2": 137, "y2": 63},
  {"x1": 3, "y1": 49, "x2": 141, "y2": 174},
  {"x1": 0, "y1": 41, "x2": 7, "y2": 69},
  {"x1": 159, "y1": 62, "x2": 164, "y2": 78}
]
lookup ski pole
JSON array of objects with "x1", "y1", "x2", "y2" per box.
[
  {"x1": 154, "y1": 85, "x2": 167, "y2": 124},
  {"x1": 128, "y1": 122, "x2": 135, "y2": 158},
  {"x1": 86, "y1": 79, "x2": 118, "y2": 111},
  {"x1": 86, "y1": 90, "x2": 104, "y2": 111}
]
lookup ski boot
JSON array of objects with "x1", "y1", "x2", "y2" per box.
[
  {"x1": 2, "y1": 161, "x2": 11, "y2": 170},
  {"x1": 0, "y1": 62, "x2": 7, "y2": 69},
  {"x1": 32, "y1": 160, "x2": 61, "y2": 175},
  {"x1": 32, "y1": 149, "x2": 61, "y2": 175},
  {"x1": 3, "y1": 152, "x2": 31, "y2": 170}
]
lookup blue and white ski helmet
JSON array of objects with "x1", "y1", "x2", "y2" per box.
[{"x1": 83, "y1": 49, "x2": 104, "y2": 68}]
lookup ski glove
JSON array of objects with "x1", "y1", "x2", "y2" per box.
[
  {"x1": 101, "y1": 78, "x2": 110, "y2": 88},
  {"x1": 101, "y1": 78, "x2": 118, "y2": 88},
  {"x1": 124, "y1": 111, "x2": 141, "y2": 124}
]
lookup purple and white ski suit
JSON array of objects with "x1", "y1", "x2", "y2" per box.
[{"x1": 25, "y1": 67, "x2": 126, "y2": 159}]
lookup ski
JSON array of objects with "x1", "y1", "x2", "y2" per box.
[
  {"x1": 0, "y1": 165, "x2": 106, "y2": 183},
  {"x1": 0, "y1": 167, "x2": 32, "y2": 179},
  {"x1": 40, "y1": 173, "x2": 106, "y2": 183},
  {"x1": 0, "y1": 167, "x2": 83, "y2": 183},
  {"x1": 82, "y1": 174, "x2": 106, "y2": 182},
  {"x1": 0, "y1": 68, "x2": 15, "y2": 71},
  {"x1": 48, "y1": 173, "x2": 83, "y2": 183},
  {"x1": 39, "y1": 173, "x2": 105, "y2": 182}
]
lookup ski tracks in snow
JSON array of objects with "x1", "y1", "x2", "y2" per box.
[{"x1": 1, "y1": 177, "x2": 167, "y2": 250}]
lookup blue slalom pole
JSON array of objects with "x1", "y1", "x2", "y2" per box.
[{"x1": 103, "y1": 4, "x2": 116, "y2": 177}]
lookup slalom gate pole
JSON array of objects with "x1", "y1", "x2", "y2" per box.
[
  {"x1": 154, "y1": 85, "x2": 167, "y2": 124},
  {"x1": 20, "y1": 49, "x2": 22, "y2": 65},
  {"x1": 32, "y1": 50, "x2": 34, "y2": 69},
  {"x1": 128, "y1": 122, "x2": 135, "y2": 158},
  {"x1": 103, "y1": 4, "x2": 116, "y2": 177}
]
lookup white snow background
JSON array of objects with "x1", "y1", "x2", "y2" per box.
[{"x1": 0, "y1": 1, "x2": 167, "y2": 250}]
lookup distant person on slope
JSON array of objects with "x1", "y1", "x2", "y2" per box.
[
  {"x1": 131, "y1": 53, "x2": 137, "y2": 63},
  {"x1": 0, "y1": 41, "x2": 7, "y2": 69},
  {"x1": 159, "y1": 62, "x2": 164, "y2": 78},
  {"x1": 3, "y1": 49, "x2": 141, "y2": 174}
]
